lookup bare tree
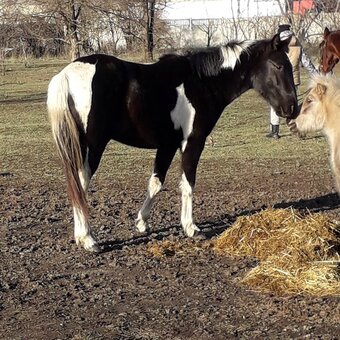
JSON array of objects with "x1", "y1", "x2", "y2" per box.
[
  {"x1": 87, "y1": 0, "x2": 168, "y2": 60},
  {"x1": 2, "y1": 0, "x2": 338, "y2": 61},
  {"x1": 195, "y1": 19, "x2": 219, "y2": 47},
  {"x1": 145, "y1": 0, "x2": 155, "y2": 59}
]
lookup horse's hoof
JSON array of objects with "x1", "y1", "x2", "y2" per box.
[
  {"x1": 85, "y1": 243, "x2": 101, "y2": 253},
  {"x1": 184, "y1": 224, "x2": 200, "y2": 237},
  {"x1": 76, "y1": 235, "x2": 101, "y2": 253},
  {"x1": 135, "y1": 218, "x2": 148, "y2": 233}
]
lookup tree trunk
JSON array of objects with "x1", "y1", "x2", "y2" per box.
[
  {"x1": 69, "y1": 0, "x2": 81, "y2": 60},
  {"x1": 146, "y1": 0, "x2": 155, "y2": 61}
]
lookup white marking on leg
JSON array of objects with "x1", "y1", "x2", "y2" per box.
[
  {"x1": 73, "y1": 206, "x2": 99, "y2": 252},
  {"x1": 74, "y1": 149, "x2": 99, "y2": 252},
  {"x1": 136, "y1": 174, "x2": 162, "y2": 232},
  {"x1": 63, "y1": 61, "x2": 96, "y2": 130},
  {"x1": 180, "y1": 173, "x2": 200, "y2": 237},
  {"x1": 170, "y1": 84, "x2": 196, "y2": 152}
]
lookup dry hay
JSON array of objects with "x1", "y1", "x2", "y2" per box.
[
  {"x1": 146, "y1": 240, "x2": 189, "y2": 257},
  {"x1": 214, "y1": 208, "x2": 340, "y2": 296}
]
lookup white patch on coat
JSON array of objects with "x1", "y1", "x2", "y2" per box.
[
  {"x1": 170, "y1": 84, "x2": 196, "y2": 152},
  {"x1": 136, "y1": 173, "x2": 162, "y2": 232},
  {"x1": 62, "y1": 61, "x2": 96, "y2": 131},
  {"x1": 220, "y1": 41, "x2": 253, "y2": 70}
]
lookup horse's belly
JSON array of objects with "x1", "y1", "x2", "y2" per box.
[
  {"x1": 111, "y1": 121, "x2": 181, "y2": 149},
  {"x1": 113, "y1": 134, "x2": 157, "y2": 149}
]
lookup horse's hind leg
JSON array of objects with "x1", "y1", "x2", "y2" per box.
[
  {"x1": 136, "y1": 146, "x2": 178, "y2": 232},
  {"x1": 72, "y1": 148, "x2": 100, "y2": 252},
  {"x1": 73, "y1": 142, "x2": 106, "y2": 252}
]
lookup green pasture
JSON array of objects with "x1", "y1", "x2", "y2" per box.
[{"x1": 0, "y1": 57, "x2": 329, "y2": 188}]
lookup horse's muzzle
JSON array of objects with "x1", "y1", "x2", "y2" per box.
[{"x1": 280, "y1": 103, "x2": 298, "y2": 120}]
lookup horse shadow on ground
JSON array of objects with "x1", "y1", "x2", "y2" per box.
[{"x1": 100, "y1": 192, "x2": 340, "y2": 253}]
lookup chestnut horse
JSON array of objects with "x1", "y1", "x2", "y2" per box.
[
  {"x1": 47, "y1": 35, "x2": 298, "y2": 252},
  {"x1": 319, "y1": 27, "x2": 340, "y2": 74}
]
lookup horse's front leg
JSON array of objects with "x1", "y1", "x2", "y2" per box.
[
  {"x1": 330, "y1": 142, "x2": 340, "y2": 194},
  {"x1": 180, "y1": 136, "x2": 205, "y2": 237},
  {"x1": 136, "y1": 146, "x2": 178, "y2": 232}
]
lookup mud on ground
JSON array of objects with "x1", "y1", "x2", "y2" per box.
[{"x1": 1, "y1": 151, "x2": 340, "y2": 339}]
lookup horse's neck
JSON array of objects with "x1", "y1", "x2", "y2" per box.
[{"x1": 225, "y1": 73, "x2": 252, "y2": 104}]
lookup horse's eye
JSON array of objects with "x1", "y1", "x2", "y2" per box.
[{"x1": 306, "y1": 97, "x2": 313, "y2": 104}]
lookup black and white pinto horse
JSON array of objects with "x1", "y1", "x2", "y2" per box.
[{"x1": 47, "y1": 34, "x2": 298, "y2": 252}]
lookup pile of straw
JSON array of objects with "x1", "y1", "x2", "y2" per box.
[
  {"x1": 147, "y1": 240, "x2": 188, "y2": 257},
  {"x1": 214, "y1": 208, "x2": 340, "y2": 296}
]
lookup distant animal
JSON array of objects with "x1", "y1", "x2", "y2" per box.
[
  {"x1": 288, "y1": 75, "x2": 340, "y2": 191},
  {"x1": 319, "y1": 27, "x2": 340, "y2": 74},
  {"x1": 47, "y1": 34, "x2": 298, "y2": 252}
]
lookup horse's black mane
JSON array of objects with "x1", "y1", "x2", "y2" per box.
[
  {"x1": 185, "y1": 46, "x2": 224, "y2": 78},
  {"x1": 160, "y1": 40, "x2": 259, "y2": 78}
]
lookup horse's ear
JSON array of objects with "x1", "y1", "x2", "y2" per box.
[
  {"x1": 316, "y1": 83, "x2": 327, "y2": 97},
  {"x1": 271, "y1": 34, "x2": 281, "y2": 50},
  {"x1": 271, "y1": 33, "x2": 290, "y2": 52},
  {"x1": 324, "y1": 27, "x2": 330, "y2": 39}
]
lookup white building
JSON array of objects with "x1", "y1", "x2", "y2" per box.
[
  {"x1": 163, "y1": 0, "x2": 283, "y2": 21},
  {"x1": 162, "y1": 0, "x2": 287, "y2": 47}
]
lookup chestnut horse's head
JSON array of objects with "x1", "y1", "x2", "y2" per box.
[{"x1": 319, "y1": 27, "x2": 340, "y2": 74}]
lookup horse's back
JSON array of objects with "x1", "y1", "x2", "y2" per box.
[{"x1": 61, "y1": 54, "x2": 190, "y2": 148}]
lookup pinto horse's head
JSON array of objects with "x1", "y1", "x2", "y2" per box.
[
  {"x1": 251, "y1": 34, "x2": 298, "y2": 119},
  {"x1": 319, "y1": 27, "x2": 340, "y2": 74}
]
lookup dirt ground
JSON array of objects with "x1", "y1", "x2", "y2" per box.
[{"x1": 1, "y1": 147, "x2": 339, "y2": 340}]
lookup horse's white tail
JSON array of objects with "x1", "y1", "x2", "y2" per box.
[{"x1": 47, "y1": 72, "x2": 88, "y2": 215}]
